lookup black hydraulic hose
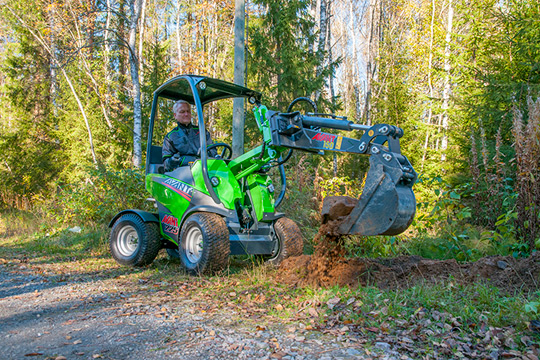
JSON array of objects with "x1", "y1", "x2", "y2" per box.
[
  {"x1": 274, "y1": 163, "x2": 287, "y2": 209},
  {"x1": 287, "y1": 97, "x2": 318, "y2": 113},
  {"x1": 276, "y1": 148, "x2": 293, "y2": 166},
  {"x1": 258, "y1": 141, "x2": 266, "y2": 160}
]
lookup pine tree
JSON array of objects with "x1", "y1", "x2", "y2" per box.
[{"x1": 248, "y1": 0, "x2": 327, "y2": 109}]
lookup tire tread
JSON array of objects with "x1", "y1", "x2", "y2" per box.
[
  {"x1": 267, "y1": 217, "x2": 303, "y2": 265},
  {"x1": 110, "y1": 213, "x2": 161, "y2": 267}
]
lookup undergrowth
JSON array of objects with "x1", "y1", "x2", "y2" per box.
[{"x1": 1, "y1": 219, "x2": 538, "y2": 359}]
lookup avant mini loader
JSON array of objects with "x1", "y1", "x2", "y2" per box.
[{"x1": 109, "y1": 75, "x2": 417, "y2": 274}]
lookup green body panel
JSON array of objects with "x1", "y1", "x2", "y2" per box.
[
  {"x1": 145, "y1": 174, "x2": 183, "y2": 244},
  {"x1": 228, "y1": 145, "x2": 264, "y2": 174},
  {"x1": 191, "y1": 160, "x2": 243, "y2": 209},
  {"x1": 146, "y1": 160, "x2": 243, "y2": 213},
  {"x1": 146, "y1": 174, "x2": 192, "y2": 219},
  {"x1": 247, "y1": 174, "x2": 275, "y2": 221}
]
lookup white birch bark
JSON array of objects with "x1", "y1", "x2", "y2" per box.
[
  {"x1": 441, "y1": 0, "x2": 454, "y2": 161},
  {"x1": 364, "y1": 0, "x2": 377, "y2": 126},
  {"x1": 48, "y1": 0, "x2": 58, "y2": 118},
  {"x1": 349, "y1": 0, "x2": 361, "y2": 120},
  {"x1": 176, "y1": 0, "x2": 183, "y2": 68},
  {"x1": 138, "y1": 0, "x2": 147, "y2": 89},
  {"x1": 128, "y1": 0, "x2": 143, "y2": 167},
  {"x1": 422, "y1": 0, "x2": 436, "y2": 169},
  {"x1": 232, "y1": 0, "x2": 245, "y2": 157}
]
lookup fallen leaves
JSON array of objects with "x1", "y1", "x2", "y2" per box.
[
  {"x1": 326, "y1": 296, "x2": 340, "y2": 309},
  {"x1": 307, "y1": 308, "x2": 318, "y2": 317}
]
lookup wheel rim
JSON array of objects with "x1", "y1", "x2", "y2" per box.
[
  {"x1": 268, "y1": 233, "x2": 282, "y2": 260},
  {"x1": 117, "y1": 225, "x2": 139, "y2": 257},
  {"x1": 184, "y1": 226, "x2": 203, "y2": 263}
]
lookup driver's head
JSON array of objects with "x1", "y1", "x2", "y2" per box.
[{"x1": 173, "y1": 100, "x2": 192, "y2": 125}]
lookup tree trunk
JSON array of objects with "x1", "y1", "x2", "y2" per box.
[
  {"x1": 314, "y1": 0, "x2": 327, "y2": 102},
  {"x1": 326, "y1": 1, "x2": 337, "y2": 176},
  {"x1": 364, "y1": 0, "x2": 377, "y2": 126},
  {"x1": 48, "y1": 0, "x2": 58, "y2": 117},
  {"x1": 68, "y1": 2, "x2": 113, "y2": 130},
  {"x1": 128, "y1": 0, "x2": 143, "y2": 167},
  {"x1": 7, "y1": 6, "x2": 97, "y2": 164},
  {"x1": 176, "y1": 1, "x2": 183, "y2": 68},
  {"x1": 349, "y1": 0, "x2": 361, "y2": 121},
  {"x1": 441, "y1": 0, "x2": 454, "y2": 161},
  {"x1": 138, "y1": 0, "x2": 147, "y2": 91},
  {"x1": 104, "y1": 0, "x2": 112, "y2": 120},
  {"x1": 308, "y1": 0, "x2": 317, "y2": 55},
  {"x1": 422, "y1": 0, "x2": 436, "y2": 169},
  {"x1": 232, "y1": 0, "x2": 245, "y2": 157}
]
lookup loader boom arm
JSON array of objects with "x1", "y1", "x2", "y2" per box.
[{"x1": 230, "y1": 104, "x2": 418, "y2": 237}]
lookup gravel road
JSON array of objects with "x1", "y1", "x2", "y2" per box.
[{"x1": 0, "y1": 263, "x2": 400, "y2": 360}]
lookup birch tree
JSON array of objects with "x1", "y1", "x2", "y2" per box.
[{"x1": 128, "y1": 0, "x2": 143, "y2": 167}]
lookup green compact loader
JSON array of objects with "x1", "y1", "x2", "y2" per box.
[{"x1": 109, "y1": 75, "x2": 417, "y2": 275}]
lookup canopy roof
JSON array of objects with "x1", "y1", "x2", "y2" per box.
[{"x1": 154, "y1": 75, "x2": 262, "y2": 105}]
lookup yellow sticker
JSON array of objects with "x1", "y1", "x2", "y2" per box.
[
  {"x1": 368, "y1": 130, "x2": 374, "y2": 137},
  {"x1": 335, "y1": 136, "x2": 343, "y2": 150}
]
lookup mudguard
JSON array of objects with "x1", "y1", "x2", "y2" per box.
[{"x1": 108, "y1": 209, "x2": 160, "y2": 227}]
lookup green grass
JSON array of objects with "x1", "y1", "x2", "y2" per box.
[{"x1": 1, "y1": 208, "x2": 538, "y2": 357}]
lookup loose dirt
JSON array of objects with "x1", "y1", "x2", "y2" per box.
[{"x1": 278, "y1": 196, "x2": 540, "y2": 294}]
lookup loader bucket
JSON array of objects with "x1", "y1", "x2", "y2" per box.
[{"x1": 337, "y1": 152, "x2": 417, "y2": 236}]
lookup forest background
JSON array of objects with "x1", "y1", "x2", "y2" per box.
[{"x1": 0, "y1": 0, "x2": 539, "y2": 260}]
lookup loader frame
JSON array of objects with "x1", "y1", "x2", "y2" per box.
[{"x1": 108, "y1": 75, "x2": 417, "y2": 274}]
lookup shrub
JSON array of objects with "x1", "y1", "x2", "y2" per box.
[{"x1": 47, "y1": 164, "x2": 152, "y2": 226}]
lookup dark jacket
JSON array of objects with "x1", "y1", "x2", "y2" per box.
[{"x1": 162, "y1": 123, "x2": 216, "y2": 171}]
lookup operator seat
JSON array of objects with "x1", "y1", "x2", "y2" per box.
[{"x1": 148, "y1": 145, "x2": 165, "y2": 174}]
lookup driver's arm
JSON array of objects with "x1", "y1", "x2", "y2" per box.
[{"x1": 163, "y1": 133, "x2": 183, "y2": 171}]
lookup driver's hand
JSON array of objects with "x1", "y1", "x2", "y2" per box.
[
  {"x1": 172, "y1": 153, "x2": 181, "y2": 161},
  {"x1": 214, "y1": 154, "x2": 222, "y2": 159}
]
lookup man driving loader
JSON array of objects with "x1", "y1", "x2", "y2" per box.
[{"x1": 162, "y1": 100, "x2": 217, "y2": 171}]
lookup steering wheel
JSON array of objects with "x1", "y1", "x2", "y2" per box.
[{"x1": 205, "y1": 142, "x2": 233, "y2": 160}]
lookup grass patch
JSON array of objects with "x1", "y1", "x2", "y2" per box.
[
  {"x1": 0, "y1": 208, "x2": 46, "y2": 238},
  {"x1": 1, "y1": 213, "x2": 538, "y2": 358}
]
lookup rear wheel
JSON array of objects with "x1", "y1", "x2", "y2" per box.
[
  {"x1": 110, "y1": 214, "x2": 161, "y2": 266},
  {"x1": 266, "y1": 217, "x2": 303, "y2": 265},
  {"x1": 178, "y1": 212, "x2": 230, "y2": 275}
]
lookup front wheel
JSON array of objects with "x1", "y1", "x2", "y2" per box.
[
  {"x1": 110, "y1": 214, "x2": 161, "y2": 266},
  {"x1": 266, "y1": 217, "x2": 303, "y2": 265},
  {"x1": 178, "y1": 212, "x2": 230, "y2": 275}
]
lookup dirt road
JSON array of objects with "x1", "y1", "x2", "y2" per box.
[
  {"x1": 0, "y1": 263, "x2": 378, "y2": 360},
  {"x1": 2, "y1": 251, "x2": 539, "y2": 360}
]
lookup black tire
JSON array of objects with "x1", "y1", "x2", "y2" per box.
[
  {"x1": 110, "y1": 214, "x2": 161, "y2": 267},
  {"x1": 266, "y1": 217, "x2": 303, "y2": 265},
  {"x1": 178, "y1": 212, "x2": 230, "y2": 275}
]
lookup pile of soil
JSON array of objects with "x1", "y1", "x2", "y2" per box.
[{"x1": 278, "y1": 196, "x2": 540, "y2": 294}]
